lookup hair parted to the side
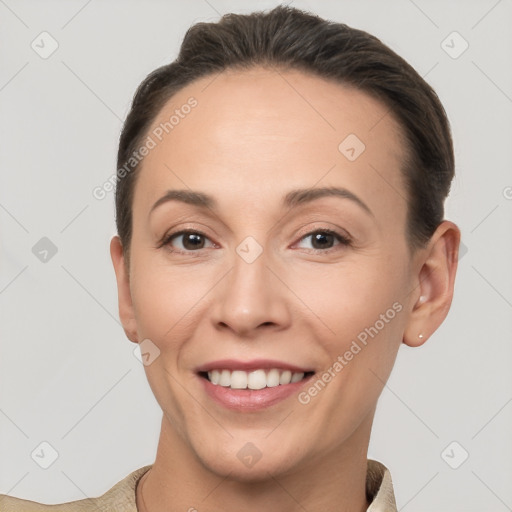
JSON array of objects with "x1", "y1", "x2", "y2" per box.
[{"x1": 115, "y1": 4, "x2": 454, "y2": 263}]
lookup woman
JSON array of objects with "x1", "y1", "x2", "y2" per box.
[{"x1": 0, "y1": 4, "x2": 460, "y2": 511}]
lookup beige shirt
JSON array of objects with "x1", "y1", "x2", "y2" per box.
[{"x1": 0, "y1": 459, "x2": 397, "y2": 511}]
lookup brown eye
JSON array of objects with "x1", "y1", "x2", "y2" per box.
[
  {"x1": 163, "y1": 230, "x2": 214, "y2": 252},
  {"x1": 296, "y1": 229, "x2": 351, "y2": 252}
]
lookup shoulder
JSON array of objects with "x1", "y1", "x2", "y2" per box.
[{"x1": 0, "y1": 465, "x2": 152, "y2": 512}]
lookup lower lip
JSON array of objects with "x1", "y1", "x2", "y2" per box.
[{"x1": 198, "y1": 373, "x2": 314, "y2": 411}]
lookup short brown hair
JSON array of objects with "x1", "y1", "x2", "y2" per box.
[{"x1": 116, "y1": 5, "x2": 454, "y2": 261}]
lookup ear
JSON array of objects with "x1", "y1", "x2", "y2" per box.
[
  {"x1": 110, "y1": 236, "x2": 139, "y2": 343},
  {"x1": 403, "y1": 220, "x2": 461, "y2": 347}
]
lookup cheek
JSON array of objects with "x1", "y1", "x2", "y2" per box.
[
  {"x1": 292, "y1": 266, "x2": 405, "y2": 432},
  {"x1": 291, "y1": 261, "x2": 404, "y2": 341},
  {"x1": 128, "y1": 259, "x2": 209, "y2": 423},
  {"x1": 129, "y1": 256, "x2": 215, "y2": 347},
  {"x1": 292, "y1": 261, "x2": 406, "y2": 402}
]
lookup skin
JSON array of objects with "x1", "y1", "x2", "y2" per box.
[{"x1": 110, "y1": 66, "x2": 460, "y2": 512}]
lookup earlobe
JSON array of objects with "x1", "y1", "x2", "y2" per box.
[
  {"x1": 110, "y1": 236, "x2": 139, "y2": 344},
  {"x1": 403, "y1": 221, "x2": 461, "y2": 347}
]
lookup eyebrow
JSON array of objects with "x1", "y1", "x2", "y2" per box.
[{"x1": 150, "y1": 186, "x2": 374, "y2": 217}]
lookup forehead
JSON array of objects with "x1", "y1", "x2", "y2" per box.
[{"x1": 133, "y1": 66, "x2": 408, "y2": 226}]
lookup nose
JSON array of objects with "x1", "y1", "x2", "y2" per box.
[{"x1": 210, "y1": 248, "x2": 292, "y2": 338}]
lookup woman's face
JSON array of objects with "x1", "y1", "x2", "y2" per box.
[{"x1": 114, "y1": 67, "x2": 426, "y2": 479}]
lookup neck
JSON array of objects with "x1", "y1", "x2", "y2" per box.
[{"x1": 138, "y1": 412, "x2": 374, "y2": 512}]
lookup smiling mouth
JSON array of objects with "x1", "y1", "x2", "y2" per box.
[{"x1": 199, "y1": 369, "x2": 315, "y2": 390}]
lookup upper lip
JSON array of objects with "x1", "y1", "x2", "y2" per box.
[{"x1": 195, "y1": 359, "x2": 314, "y2": 374}]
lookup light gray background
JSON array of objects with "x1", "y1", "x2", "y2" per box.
[{"x1": 1, "y1": 0, "x2": 511, "y2": 510}]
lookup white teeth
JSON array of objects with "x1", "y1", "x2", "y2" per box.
[
  {"x1": 206, "y1": 368, "x2": 309, "y2": 389},
  {"x1": 230, "y1": 370, "x2": 247, "y2": 389},
  {"x1": 210, "y1": 370, "x2": 220, "y2": 385},
  {"x1": 247, "y1": 369, "x2": 267, "y2": 390},
  {"x1": 291, "y1": 372, "x2": 304, "y2": 383},
  {"x1": 266, "y1": 368, "x2": 280, "y2": 387},
  {"x1": 219, "y1": 369, "x2": 231, "y2": 386},
  {"x1": 279, "y1": 370, "x2": 292, "y2": 385}
]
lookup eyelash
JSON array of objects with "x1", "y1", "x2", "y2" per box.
[{"x1": 159, "y1": 227, "x2": 352, "y2": 256}]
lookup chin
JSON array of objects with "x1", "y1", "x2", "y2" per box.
[
  {"x1": 205, "y1": 455, "x2": 295, "y2": 483},
  {"x1": 194, "y1": 439, "x2": 303, "y2": 483}
]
